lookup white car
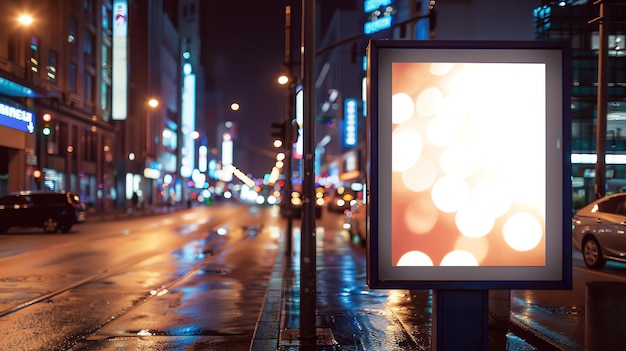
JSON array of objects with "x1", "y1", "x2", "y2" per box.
[{"x1": 572, "y1": 193, "x2": 626, "y2": 269}]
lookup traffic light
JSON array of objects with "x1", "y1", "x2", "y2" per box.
[
  {"x1": 288, "y1": 118, "x2": 299, "y2": 145},
  {"x1": 271, "y1": 120, "x2": 286, "y2": 148},
  {"x1": 42, "y1": 113, "x2": 52, "y2": 136}
]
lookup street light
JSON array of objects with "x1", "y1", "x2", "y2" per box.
[
  {"x1": 278, "y1": 75, "x2": 289, "y2": 85},
  {"x1": 18, "y1": 14, "x2": 33, "y2": 26},
  {"x1": 17, "y1": 14, "x2": 33, "y2": 82}
]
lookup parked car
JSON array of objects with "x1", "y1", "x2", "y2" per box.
[
  {"x1": 0, "y1": 191, "x2": 86, "y2": 233},
  {"x1": 572, "y1": 192, "x2": 626, "y2": 269},
  {"x1": 343, "y1": 200, "x2": 367, "y2": 245},
  {"x1": 66, "y1": 192, "x2": 88, "y2": 222}
]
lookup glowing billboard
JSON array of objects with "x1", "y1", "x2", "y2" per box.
[
  {"x1": 367, "y1": 40, "x2": 572, "y2": 289},
  {"x1": 112, "y1": 0, "x2": 128, "y2": 120}
]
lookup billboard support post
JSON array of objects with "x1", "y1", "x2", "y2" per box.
[
  {"x1": 434, "y1": 290, "x2": 489, "y2": 350},
  {"x1": 366, "y1": 40, "x2": 572, "y2": 350}
]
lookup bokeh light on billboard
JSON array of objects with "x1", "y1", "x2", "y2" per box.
[
  {"x1": 392, "y1": 62, "x2": 546, "y2": 267},
  {"x1": 367, "y1": 41, "x2": 572, "y2": 290}
]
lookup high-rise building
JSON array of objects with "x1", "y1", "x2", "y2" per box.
[
  {"x1": 534, "y1": 0, "x2": 626, "y2": 206},
  {"x1": 0, "y1": 0, "x2": 207, "y2": 211},
  {"x1": 0, "y1": 0, "x2": 117, "y2": 210},
  {"x1": 119, "y1": 0, "x2": 183, "y2": 209},
  {"x1": 313, "y1": 0, "x2": 434, "y2": 189}
]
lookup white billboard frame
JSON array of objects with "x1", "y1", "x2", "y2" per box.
[{"x1": 366, "y1": 40, "x2": 572, "y2": 290}]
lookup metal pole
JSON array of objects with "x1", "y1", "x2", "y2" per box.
[
  {"x1": 301, "y1": 0, "x2": 317, "y2": 347},
  {"x1": 284, "y1": 5, "x2": 293, "y2": 258},
  {"x1": 594, "y1": 0, "x2": 608, "y2": 199}
]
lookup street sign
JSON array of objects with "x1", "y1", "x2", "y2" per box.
[{"x1": 0, "y1": 102, "x2": 34, "y2": 133}]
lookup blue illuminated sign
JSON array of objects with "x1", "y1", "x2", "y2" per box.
[
  {"x1": 364, "y1": 0, "x2": 393, "y2": 13},
  {"x1": 363, "y1": 0, "x2": 395, "y2": 35},
  {"x1": 0, "y1": 102, "x2": 34, "y2": 133},
  {"x1": 344, "y1": 98, "x2": 358, "y2": 148},
  {"x1": 364, "y1": 16, "x2": 392, "y2": 35}
]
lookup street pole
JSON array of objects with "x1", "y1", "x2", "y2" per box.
[
  {"x1": 284, "y1": 6, "x2": 294, "y2": 258},
  {"x1": 593, "y1": 0, "x2": 608, "y2": 199},
  {"x1": 301, "y1": 0, "x2": 317, "y2": 347}
]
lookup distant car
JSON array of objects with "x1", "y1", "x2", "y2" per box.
[
  {"x1": 0, "y1": 191, "x2": 86, "y2": 233},
  {"x1": 344, "y1": 200, "x2": 367, "y2": 245},
  {"x1": 572, "y1": 193, "x2": 626, "y2": 269}
]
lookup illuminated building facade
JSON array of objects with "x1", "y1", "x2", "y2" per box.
[
  {"x1": 534, "y1": 0, "x2": 626, "y2": 205},
  {"x1": 0, "y1": 0, "x2": 207, "y2": 211},
  {"x1": 0, "y1": 0, "x2": 117, "y2": 209},
  {"x1": 116, "y1": 0, "x2": 183, "y2": 208},
  {"x1": 314, "y1": 0, "x2": 433, "y2": 189}
]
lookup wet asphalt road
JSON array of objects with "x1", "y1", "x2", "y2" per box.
[
  {"x1": 4, "y1": 202, "x2": 623, "y2": 350},
  {"x1": 0, "y1": 203, "x2": 280, "y2": 351}
]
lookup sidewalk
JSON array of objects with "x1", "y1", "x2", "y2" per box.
[
  {"x1": 251, "y1": 225, "x2": 582, "y2": 351},
  {"x1": 251, "y1": 226, "x2": 428, "y2": 350}
]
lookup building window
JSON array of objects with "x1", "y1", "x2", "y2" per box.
[
  {"x1": 29, "y1": 36, "x2": 39, "y2": 77},
  {"x1": 84, "y1": 73, "x2": 94, "y2": 103},
  {"x1": 84, "y1": 31, "x2": 94, "y2": 56},
  {"x1": 69, "y1": 16, "x2": 77, "y2": 44},
  {"x1": 80, "y1": 128, "x2": 97, "y2": 162},
  {"x1": 69, "y1": 63, "x2": 77, "y2": 92},
  {"x1": 101, "y1": 45, "x2": 110, "y2": 79},
  {"x1": 47, "y1": 50, "x2": 57, "y2": 82},
  {"x1": 84, "y1": 0, "x2": 94, "y2": 22},
  {"x1": 102, "y1": 4, "x2": 112, "y2": 33},
  {"x1": 8, "y1": 35, "x2": 19, "y2": 63},
  {"x1": 101, "y1": 81, "x2": 111, "y2": 121},
  {"x1": 592, "y1": 33, "x2": 626, "y2": 56}
]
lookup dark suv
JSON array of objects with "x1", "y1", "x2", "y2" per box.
[{"x1": 0, "y1": 191, "x2": 85, "y2": 233}]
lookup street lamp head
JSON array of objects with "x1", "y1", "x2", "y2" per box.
[
  {"x1": 278, "y1": 75, "x2": 289, "y2": 85},
  {"x1": 18, "y1": 14, "x2": 33, "y2": 26}
]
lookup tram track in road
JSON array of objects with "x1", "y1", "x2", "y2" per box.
[
  {"x1": 0, "y1": 218, "x2": 269, "y2": 351},
  {"x1": 0, "y1": 207, "x2": 236, "y2": 306},
  {"x1": 0, "y1": 220, "x2": 260, "y2": 319}
]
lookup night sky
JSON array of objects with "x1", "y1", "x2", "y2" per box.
[
  {"x1": 202, "y1": 0, "x2": 541, "y2": 179},
  {"x1": 203, "y1": 0, "x2": 298, "y2": 180}
]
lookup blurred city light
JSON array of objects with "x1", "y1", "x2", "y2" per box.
[{"x1": 17, "y1": 14, "x2": 33, "y2": 26}]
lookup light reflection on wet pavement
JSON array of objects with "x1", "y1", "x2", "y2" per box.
[
  {"x1": 279, "y1": 227, "x2": 432, "y2": 351},
  {"x1": 68, "y1": 221, "x2": 280, "y2": 351}
]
